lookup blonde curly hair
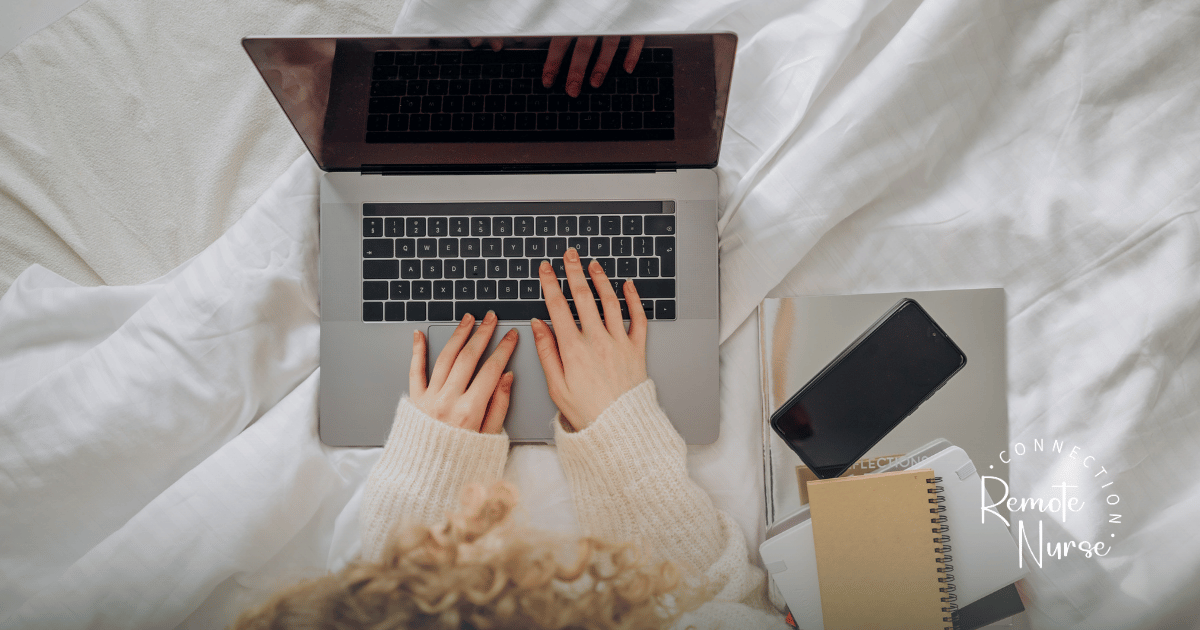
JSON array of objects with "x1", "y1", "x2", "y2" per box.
[{"x1": 233, "y1": 482, "x2": 708, "y2": 630}]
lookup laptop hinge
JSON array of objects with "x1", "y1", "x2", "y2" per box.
[{"x1": 361, "y1": 162, "x2": 678, "y2": 175}]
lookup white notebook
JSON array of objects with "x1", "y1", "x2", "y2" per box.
[{"x1": 760, "y1": 440, "x2": 1028, "y2": 629}]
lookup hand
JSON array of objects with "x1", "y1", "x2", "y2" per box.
[
  {"x1": 409, "y1": 311, "x2": 517, "y2": 434},
  {"x1": 543, "y1": 35, "x2": 646, "y2": 97},
  {"x1": 531, "y1": 248, "x2": 648, "y2": 431}
]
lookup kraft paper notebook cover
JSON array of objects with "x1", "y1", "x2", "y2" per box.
[{"x1": 807, "y1": 469, "x2": 954, "y2": 630}]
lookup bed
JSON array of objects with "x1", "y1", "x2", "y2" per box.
[{"x1": 2, "y1": 0, "x2": 1198, "y2": 628}]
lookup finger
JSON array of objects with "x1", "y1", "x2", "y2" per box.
[
  {"x1": 480, "y1": 372, "x2": 514, "y2": 434},
  {"x1": 623, "y1": 35, "x2": 646, "y2": 74},
  {"x1": 590, "y1": 36, "x2": 621, "y2": 88},
  {"x1": 543, "y1": 37, "x2": 572, "y2": 88},
  {"x1": 588, "y1": 259, "x2": 625, "y2": 337},
  {"x1": 468, "y1": 38, "x2": 484, "y2": 48},
  {"x1": 489, "y1": 38, "x2": 505, "y2": 52},
  {"x1": 428, "y1": 313, "x2": 475, "y2": 390},
  {"x1": 467, "y1": 327, "x2": 518, "y2": 403},
  {"x1": 538, "y1": 259, "x2": 579, "y2": 338},
  {"x1": 443, "y1": 310, "x2": 498, "y2": 394},
  {"x1": 530, "y1": 318, "x2": 567, "y2": 401},
  {"x1": 624, "y1": 279, "x2": 647, "y2": 350},
  {"x1": 409, "y1": 329, "x2": 428, "y2": 396},
  {"x1": 565, "y1": 36, "x2": 597, "y2": 98},
  {"x1": 564, "y1": 248, "x2": 603, "y2": 334}
]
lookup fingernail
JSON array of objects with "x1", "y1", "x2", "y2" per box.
[
  {"x1": 540, "y1": 260, "x2": 551, "y2": 272},
  {"x1": 413, "y1": 330, "x2": 420, "y2": 342},
  {"x1": 566, "y1": 80, "x2": 580, "y2": 96},
  {"x1": 591, "y1": 71, "x2": 604, "y2": 87},
  {"x1": 462, "y1": 313, "x2": 474, "y2": 325},
  {"x1": 589, "y1": 259, "x2": 601, "y2": 273},
  {"x1": 485, "y1": 310, "x2": 496, "y2": 323},
  {"x1": 566, "y1": 247, "x2": 579, "y2": 261}
]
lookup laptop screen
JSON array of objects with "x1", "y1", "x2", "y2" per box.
[{"x1": 243, "y1": 33, "x2": 736, "y2": 173}]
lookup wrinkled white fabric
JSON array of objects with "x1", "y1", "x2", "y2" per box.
[{"x1": 1, "y1": 0, "x2": 1199, "y2": 628}]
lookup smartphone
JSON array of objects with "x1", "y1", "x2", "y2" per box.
[{"x1": 770, "y1": 298, "x2": 966, "y2": 479}]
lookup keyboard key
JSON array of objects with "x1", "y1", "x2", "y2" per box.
[
  {"x1": 364, "y1": 217, "x2": 383, "y2": 237},
  {"x1": 579, "y1": 112, "x2": 600, "y2": 129},
  {"x1": 567, "y1": 237, "x2": 588, "y2": 256},
  {"x1": 416, "y1": 51, "x2": 436, "y2": 65},
  {"x1": 613, "y1": 236, "x2": 631, "y2": 256},
  {"x1": 536, "y1": 217, "x2": 555, "y2": 235},
  {"x1": 363, "y1": 238, "x2": 393, "y2": 258},
  {"x1": 638, "y1": 78, "x2": 658, "y2": 94},
  {"x1": 487, "y1": 260, "x2": 507, "y2": 278},
  {"x1": 559, "y1": 112, "x2": 579, "y2": 129},
  {"x1": 623, "y1": 215, "x2": 642, "y2": 235},
  {"x1": 640, "y1": 299, "x2": 655, "y2": 319},
  {"x1": 375, "y1": 51, "x2": 395, "y2": 65},
  {"x1": 590, "y1": 237, "x2": 610, "y2": 257},
  {"x1": 471, "y1": 217, "x2": 490, "y2": 236},
  {"x1": 509, "y1": 259, "x2": 529, "y2": 277},
  {"x1": 461, "y1": 238, "x2": 480, "y2": 257},
  {"x1": 656, "y1": 237, "x2": 676, "y2": 277},
  {"x1": 482, "y1": 238, "x2": 503, "y2": 257},
  {"x1": 400, "y1": 96, "x2": 420, "y2": 113},
  {"x1": 385, "y1": 301, "x2": 405, "y2": 321},
  {"x1": 524, "y1": 237, "x2": 545, "y2": 257},
  {"x1": 547, "y1": 237, "x2": 567, "y2": 258},
  {"x1": 499, "y1": 280, "x2": 519, "y2": 299},
  {"x1": 433, "y1": 280, "x2": 454, "y2": 300},
  {"x1": 493, "y1": 217, "x2": 513, "y2": 236},
  {"x1": 639, "y1": 257, "x2": 659, "y2": 277},
  {"x1": 388, "y1": 113, "x2": 409, "y2": 131},
  {"x1": 596, "y1": 257, "x2": 616, "y2": 277},
  {"x1": 369, "y1": 97, "x2": 400, "y2": 113},
  {"x1": 515, "y1": 216, "x2": 534, "y2": 235},
  {"x1": 645, "y1": 215, "x2": 675, "y2": 234},
  {"x1": 613, "y1": 94, "x2": 632, "y2": 112},
  {"x1": 634, "y1": 95, "x2": 654, "y2": 111},
  {"x1": 516, "y1": 112, "x2": 537, "y2": 129},
  {"x1": 439, "y1": 238, "x2": 458, "y2": 258},
  {"x1": 422, "y1": 260, "x2": 443, "y2": 279},
  {"x1": 363, "y1": 280, "x2": 388, "y2": 300},
  {"x1": 401, "y1": 259, "x2": 421, "y2": 279},
  {"x1": 431, "y1": 302, "x2": 452, "y2": 321},
  {"x1": 557, "y1": 216, "x2": 577, "y2": 236},
  {"x1": 537, "y1": 112, "x2": 557, "y2": 129},
  {"x1": 618, "y1": 257, "x2": 637, "y2": 277},
  {"x1": 455, "y1": 301, "x2": 550, "y2": 321},
  {"x1": 390, "y1": 280, "x2": 410, "y2": 300},
  {"x1": 601, "y1": 112, "x2": 621, "y2": 129},
  {"x1": 363, "y1": 302, "x2": 383, "y2": 321},
  {"x1": 520, "y1": 280, "x2": 540, "y2": 299},
  {"x1": 367, "y1": 114, "x2": 388, "y2": 131},
  {"x1": 634, "y1": 236, "x2": 653, "y2": 256},
  {"x1": 622, "y1": 112, "x2": 642, "y2": 129},
  {"x1": 410, "y1": 113, "x2": 430, "y2": 131},
  {"x1": 444, "y1": 259, "x2": 465, "y2": 278},
  {"x1": 632, "y1": 279, "x2": 674, "y2": 298},
  {"x1": 407, "y1": 80, "x2": 428, "y2": 96},
  {"x1": 455, "y1": 280, "x2": 475, "y2": 300},
  {"x1": 406, "y1": 217, "x2": 426, "y2": 237},
  {"x1": 552, "y1": 259, "x2": 567, "y2": 278},
  {"x1": 503, "y1": 238, "x2": 524, "y2": 257},
  {"x1": 655, "y1": 94, "x2": 674, "y2": 111},
  {"x1": 412, "y1": 281, "x2": 432, "y2": 300},
  {"x1": 477, "y1": 280, "x2": 498, "y2": 299},
  {"x1": 395, "y1": 238, "x2": 415, "y2": 257},
  {"x1": 417, "y1": 238, "x2": 438, "y2": 258},
  {"x1": 364, "y1": 259, "x2": 399, "y2": 279},
  {"x1": 429, "y1": 217, "x2": 448, "y2": 236},
  {"x1": 466, "y1": 259, "x2": 486, "y2": 279},
  {"x1": 580, "y1": 216, "x2": 599, "y2": 235},
  {"x1": 407, "y1": 301, "x2": 426, "y2": 321},
  {"x1": 643, "y1": 112, "x2": 674, "y2": 129},
  {"x1": 601, "y1": 216, "x2": 621, "y2": 234},
  {"x1": 385, "y1": 217, "x2": 402, "y2": 236}
]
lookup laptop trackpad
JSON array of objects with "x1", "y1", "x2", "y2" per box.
[{"x1": 426, "y1": 324, "x2": 559, "y2": 442}]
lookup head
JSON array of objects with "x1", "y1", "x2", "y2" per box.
[{"x1": 233, "y1": 482, "x2": 706, "y2": 630}]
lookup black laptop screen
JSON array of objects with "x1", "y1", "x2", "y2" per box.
[{"x1": 243, "y1": 33, "x2": 735, "y2": 173}]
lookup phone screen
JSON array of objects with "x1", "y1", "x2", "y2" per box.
[{"x1": 770, "y1": 299, "x2": 966, "y2": 479}]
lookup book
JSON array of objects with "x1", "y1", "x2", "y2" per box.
[
  {"x1": 760, "y1": 289, "x2": 1009, "y2": 525},
  {"x1": 807, "y1": 469, "x2": 955, "y2": 630}
]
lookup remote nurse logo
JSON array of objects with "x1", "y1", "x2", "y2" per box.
[{"x1": 981, "y1": 439, "x2": 1118, "y2": 569}]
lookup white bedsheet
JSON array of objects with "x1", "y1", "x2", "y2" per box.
[{"x1": 2, "y1": 0, "x2": 1200, "y2": 629}]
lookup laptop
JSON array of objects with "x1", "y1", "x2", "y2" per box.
[{"x1": 243, "y1": 33, "x2": 736, "y2": 446}]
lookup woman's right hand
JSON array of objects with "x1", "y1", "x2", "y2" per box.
[{"x1": 530, "y1": 248, "x2": 648, "y2": 431}]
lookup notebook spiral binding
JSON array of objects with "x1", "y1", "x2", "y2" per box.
[{"x1": 928, "y1": 476, "x2": 958, "y2": 629}]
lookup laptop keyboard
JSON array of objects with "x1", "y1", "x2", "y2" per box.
[
  {"x1": 365, "y1": 47, "x2": 675, "y2": 143},
  {"x1": 361, "y1": 209, "x2": 677, "y2": 323}
]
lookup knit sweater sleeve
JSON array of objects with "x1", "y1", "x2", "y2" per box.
[
  {"x1": 554, "y1": 380, "x2": 787, "y2": 629},
  {"x1": 359, "y1": 397, "x2": 509, "y2": 562}
]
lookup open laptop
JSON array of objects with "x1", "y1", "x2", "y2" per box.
[{"x1": 243, "y1": 33, "x2": 736, "y2": 446}]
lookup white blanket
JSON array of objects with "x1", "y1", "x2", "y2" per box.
[{"x1": 3, "y1": 0, "x2": 1200, "y2": 628}]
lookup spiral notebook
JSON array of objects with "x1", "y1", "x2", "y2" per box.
[{"x1": 807, "y1": 469, "x2": 956, "y2": 630}]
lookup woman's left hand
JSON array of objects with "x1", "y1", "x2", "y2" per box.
[{"x1": 408, "y1": 311, "x2": 517, "y2": 434}]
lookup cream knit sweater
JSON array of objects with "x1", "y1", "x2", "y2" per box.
[{"x1": 359, "y1": 379, "x2": 788, "y2": 630}]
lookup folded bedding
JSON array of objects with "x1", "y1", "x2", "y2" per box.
[{"x1": 2, "y1": 0, "x2": 1199, "y2": 629}]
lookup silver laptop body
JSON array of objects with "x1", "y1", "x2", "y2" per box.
[{"x1": 244, "y1": 33, "x2": 736, "y2": 446}]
